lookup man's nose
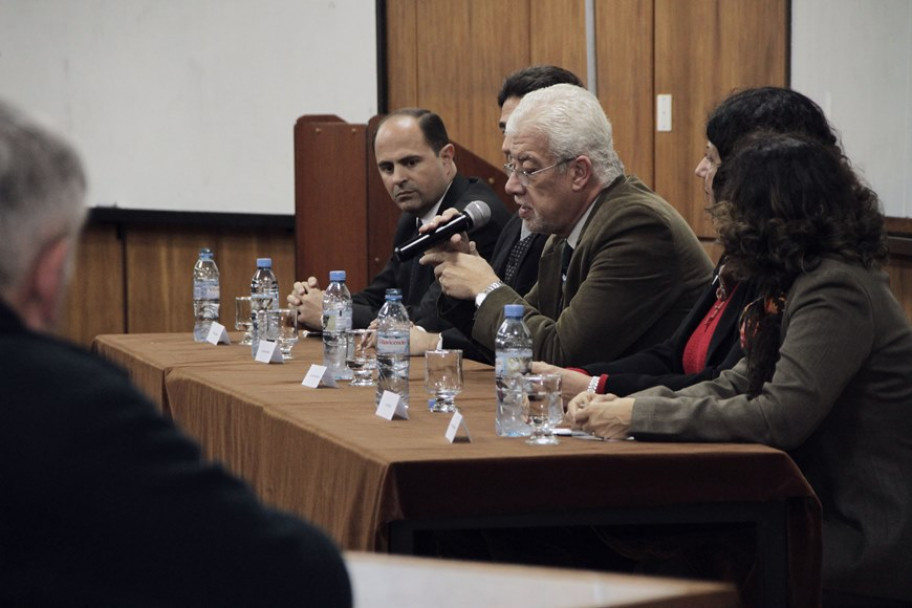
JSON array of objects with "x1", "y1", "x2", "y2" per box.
[{"x1": 505, "y1": 170, "x2": 525, "y2": 195}]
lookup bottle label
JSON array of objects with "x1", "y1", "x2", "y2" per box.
[
  {"x1": 193, "y1": 282, "x2": 220, "y2": 300},
  {"x1": 377, "y1": 332, "x2": 409, "y2": 355},
  {"x1": 323, "y1": 309, "x2": 352, "y2": 333}
]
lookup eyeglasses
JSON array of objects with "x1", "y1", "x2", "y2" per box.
[{"x1": 503, "y1": 158, "x2": 572, "y2": 187}]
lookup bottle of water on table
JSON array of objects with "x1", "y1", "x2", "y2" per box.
[
  {"x1": 192, "y1": 247, "x2": 220, "y2": 342},
  {"x1": 376, "y1": 288, "x2": 410, "y2": 407},
  {"x1": 323, "y1": 270, "x2": 353, "y2": 380},
  {"x1": 495, "y1": 304, "x2": 532, "y2": 436},
  {"x1": 249, "y1": 257, "x2": 279, "y2": 357}
]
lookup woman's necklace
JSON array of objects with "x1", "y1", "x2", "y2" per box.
[{"x1": 705, "y1": 283, "x2": 730, "y2": 326}]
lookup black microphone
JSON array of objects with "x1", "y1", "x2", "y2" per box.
[{"x1": 394, "y1": 200, "x2": 491, "y2": 261}]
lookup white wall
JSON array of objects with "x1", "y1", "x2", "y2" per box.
[
  {"x1": 0, "y1": 0, "x2": 377, "y2": 215},
  {"x1": 792, "y1": 0, "x2": 912, "y2": 219}
]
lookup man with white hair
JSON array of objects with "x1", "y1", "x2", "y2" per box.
[
  {"x1": 0, "y1": 99, "x2": 351, "y2": 606},
  {"x1": 423, "y1": 84, "x2": 712, "y2": 367}
]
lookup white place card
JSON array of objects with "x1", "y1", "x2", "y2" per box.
[
  {"x1": 255, "y1": 340, "x2": 284, "y2": 363},
  {"x1": 375, "y1": 390, "x2": 409, "y2": 421},
  {"x1": 445, "y1": 411, "x2": 472, "y2": 443},
  {"x1": 301, "y1": 364, "x2": 338, "y2": 388},
  {"x1": 205, "y1": 322, "x2": 231, "y2": 345}
]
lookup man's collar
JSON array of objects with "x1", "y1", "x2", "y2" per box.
[
  {"x1": 565, "y1": 175, "x2": 625, "y2": 249},
  {"x1": 417, "y1": 179, "x2": 454, "y2": 225}
]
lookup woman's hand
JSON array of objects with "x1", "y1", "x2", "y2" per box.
[
  {"x1": 566, "y1": 392, "x2": 635, "y2": 440},
  {"x1": 531, "y1": 361, "x2": 593, "y2": 406}
]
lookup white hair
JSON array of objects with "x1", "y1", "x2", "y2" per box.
[
  {"x1": 0, "y1": 100, "x2": 87, "y2": 296},
  {"x1": 506, "y1": 83, "x2": 624, "y2": 185}
]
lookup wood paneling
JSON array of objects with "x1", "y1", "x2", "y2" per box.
[
  {"x1": 530, "y1": 1, "x2": 588, "y2": 80},
  {"x1": 595, "y1": 0, "x2": 655, "y2": 185},
  {"x1": 653, "y1": 0, "x2": 788, "y2": 236},
  {"x1": 294, "y1": 117, "x2": 370, "y2": 291},
  {"x1": 385, "y1": 0, "x2": 418, "y2": 112},
  {"x1": 59, "y1": 224, "x2": 126, "y2": 345}
]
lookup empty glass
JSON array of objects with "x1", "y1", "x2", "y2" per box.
[
  {"x1": 346, "y1": 328, "x2": 377, "y2": 387},
  {"x1": 235, "y1": 296, "x2": 254, "y2": 345},
  {"x1": 522, "y1": 374, "x2": 563, "y2": 445},
  {"x1": 264, "y1": 307, "x2": 299, "y2": 360},
  {"x1": 424, "y1": 349, "x2": 463, "y2": 413}
]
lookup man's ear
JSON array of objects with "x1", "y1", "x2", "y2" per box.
[
  {"x1": 438, "y1": 142, "x2": 456, "y2": 165},
  {"x1": 19, "y1": 236, "x2": 72, "y2": 332},
  {"x1": 569, "y1": 155, "x2": 594, "y2": 191}
]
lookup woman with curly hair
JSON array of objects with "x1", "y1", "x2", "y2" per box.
[{"x1": 568, "y1": 132, "x2": 912, "y2": 606}]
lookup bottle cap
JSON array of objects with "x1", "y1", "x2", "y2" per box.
[
  {"x1": 256, "y1": 257, "x2": 272, "y2": 268},
  {"x1": 199, "y1": 247, "x2": 213, "y2": 257},
  {"x1": 504, "y1": 304, "x2": 524, "y2": 318},
  {"x1": 329, "y1": 270, "x2": 346, "y2": 282},
  {"x1": 385, "y1": 288, "x2": 402, "y2": 301}
]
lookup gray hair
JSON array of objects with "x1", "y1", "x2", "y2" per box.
[
  {"x1": 506, "y1": 83, "x2": 624, "y2": 185},
  {"x1": 0, "y1": 100, "x2": 87, "y2": 296}
]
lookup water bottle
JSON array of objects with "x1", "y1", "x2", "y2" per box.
[
  {"x1": 376, "y1": 288, "x2": 410, "y2": 407},
  {"x1": 322, "y1": 270, "x2": 353, "y2": 380},
  {"x1": 192, "y1": 248, "x2": 220, "y2": 342},
  {"x1": 249, "y1": 257, "x2": 280, "y2": 357},
  {"x1": 495, "y1": 304, "x2": 533, "y2": 436}
]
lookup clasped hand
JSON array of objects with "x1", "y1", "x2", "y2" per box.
[{"x1": 565, "y1": 392, "x2": 635, "y2": 440}]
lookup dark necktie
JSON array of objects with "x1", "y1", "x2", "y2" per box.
[
  {"x1": 561, "y1": 241, "x2": 573, "y2": 284},
  {"x1": 504, "y1": 234, "x2": 535, "y2": 287}
]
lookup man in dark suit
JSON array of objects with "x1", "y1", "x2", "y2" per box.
[
  {"x1": 0, "y1": 99, "x2": 352, "y2": 607},
  {"x1": 288, "y1": 108, "x2": 509, "y2": 335}
]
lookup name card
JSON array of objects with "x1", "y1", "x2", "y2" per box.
[
  {"x1": 445, "y1": 411, "x2": 472, "y2": 443},
  {"x1": 375, "y1": 390, "x2": 409, "y2": 420},
  {"x1": 301, "y1": 364, "x2": 338, "y2": 388},
  {"x1": 255, "y1": 340, "x2": 284, "y2": 363},
  {"x1": 205, "y1": 322, "x2": 231, "y2": 345}
]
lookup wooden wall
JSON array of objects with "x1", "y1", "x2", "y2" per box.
[{"x1": 59, "y1": 220, "x2": 295, "y2": 347}]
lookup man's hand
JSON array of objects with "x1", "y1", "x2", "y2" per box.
[
  {"x1": 566, "y1": 392, "x2": 635, "y2": 440},
  {"x1": 531, "y1": 361, "x2": 593, "y2": 405},
  {"x1": 420, "y1": 250, "x2": 500, "y2": 301},
  {"x1": 409, "y1": 327, "x2": 442, "y2": 356},
  {"x1": 418, "y1": 207, "x2": 474, "y2": 255},
  {"x1": 287, "y1": 277, "x2": 323, "y2": 330}
]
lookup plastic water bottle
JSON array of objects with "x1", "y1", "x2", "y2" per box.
[
  {"x1": 322, "y1": 270, "x2": 353, "y2": 380},
  {"x1": 192, "y1": 248, "x2": 220, "y2": 342},
  {"x1": 249, "y1": 257, "x2": 280, "y2": 357},
  {"x1": 376, "y1": 288, "x2": 410, "y2": 407},
  {"x1": 495, "y1": 304, "x2": 532, "y2": 436}
]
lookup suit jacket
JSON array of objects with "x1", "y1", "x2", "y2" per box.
[
  {"x1": 630, "y1": 258, "x2": 912, "y2": 602},
  {"x1": 582, "y1": 263, "x2": 762, "y2": 395},
  {"x1": 467, "y1": 175, "x2": 713, "y2": 367},
  {"x1": 352, "y1": 173, "x2": 510, "y2": 331},
  {"x1": 0, "y1": 300, "x2": 351, "y2": 607}
]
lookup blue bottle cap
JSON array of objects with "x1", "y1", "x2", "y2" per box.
[
  {"x1": 504, "y1": 304, "x2": 524, "y2": 318},
  {"x1": 329, "y1": 270, "x2": 346, "y2": 282},
  {"x1": 256, "y1": 257, "x2": 272, "y2": 268},
  {"x1": 385, "y1": 288, "x2": 402, "y2": 300}
]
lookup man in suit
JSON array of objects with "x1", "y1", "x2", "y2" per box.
[
  {"x1": 410, "y1": 66, "x2": 584, "y2": 360},
  {"x1": 0, "y1": 99, "x2": 352, "y2": 606},
  {"x1": 423, "y1": 84, "x2": 713, "y2": 367},
  {"x1": 287, "y1": 108, "x2": 509, "y2": 335}
]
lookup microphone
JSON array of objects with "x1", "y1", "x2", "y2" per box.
[{"x1": 394, "y1": 200, "x2": 491, "y2": 261}]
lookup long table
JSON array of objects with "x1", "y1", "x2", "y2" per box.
[{"x1": 93, "y1": 333, "x2": 821, "y2": 608}]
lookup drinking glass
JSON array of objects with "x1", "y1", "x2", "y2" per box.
[
  {"x1": 424, "y1": 349, "x2": 463, "y2": 413},
  {"x1": 235, "y1": 296, "x2": 254, "y2": 345},
  {"x1": 264, "y1": 307, "x2": 299, "y2": 360},
  {"x1": 522, "y1": 373, "x2": 563, "y2": 445},
  {"x1": 346, "y1": 328, "x2": 377, "y2": 387}
]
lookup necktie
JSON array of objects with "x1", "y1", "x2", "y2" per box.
[
  {"x1": 561, "y1": 241, "x2": 573, "y2": 284},
  {"x1": 504, "y1": 234, "x2": 535, "y2": 287}
]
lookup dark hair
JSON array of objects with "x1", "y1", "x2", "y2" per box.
[
  {"x1": 375, "y1": 108, "x2": 450, "y2": 154},
  {"x1": 497, "y1": 65, "x2": 584, "y2": 107},
  {"x1": 712, "y1": 132, "x2": 887, "y2": 393},
  {"x1": 707, "y1": 87, "x2": 838, "y2": 161}
]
